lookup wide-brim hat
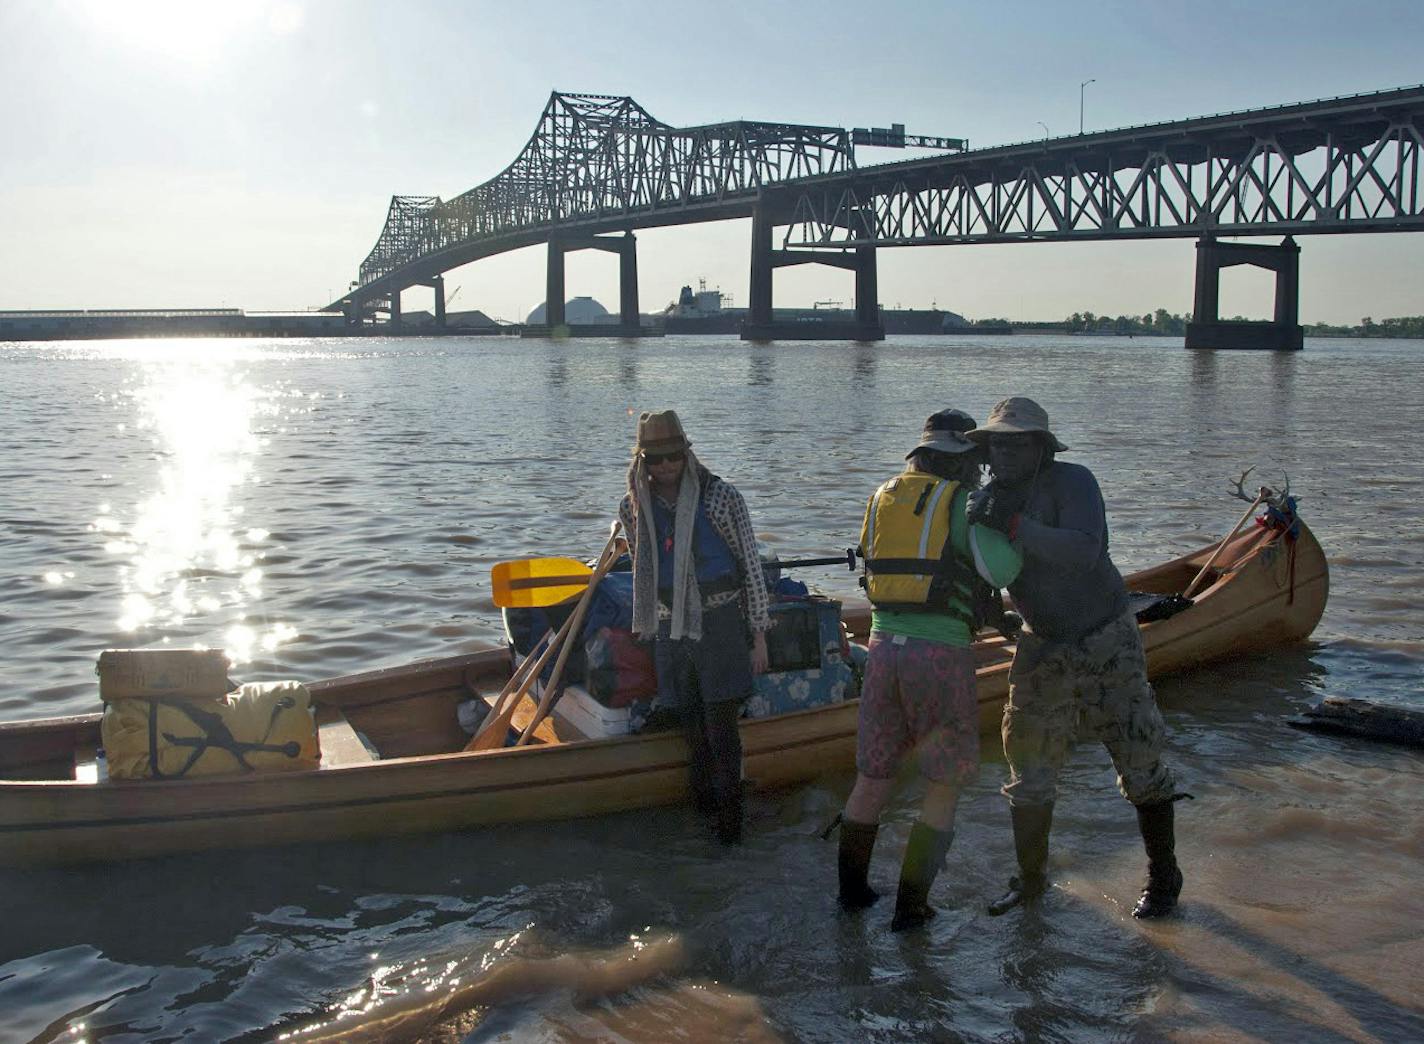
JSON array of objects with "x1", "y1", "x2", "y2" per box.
[
  {"x1": 635, "y1": 409, "x2": 690, "y2": 455},
  {"x1": 906, "y1": 408, "x2": 979, "y2": 459},
  {"x1": 966, "y1": 396, "x2": 1069, "y2": 452}
]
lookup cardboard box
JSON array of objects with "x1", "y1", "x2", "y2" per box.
[{"x1": 96, "y1": 649, "x2": 231, "y2": 703}]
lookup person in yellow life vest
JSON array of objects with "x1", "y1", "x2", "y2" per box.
[{"x1": 836, "y1": 409, "x2": 1022, "y2": 931}]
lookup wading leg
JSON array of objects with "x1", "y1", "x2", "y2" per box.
[{"x1": 704, "y1": 699, "x2": 744, "y2": 845}]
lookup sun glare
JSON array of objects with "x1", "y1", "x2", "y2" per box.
[{"x1": 67, "y1": 0, "x2": 304, "y2": 69}]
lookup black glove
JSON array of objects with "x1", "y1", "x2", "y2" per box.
[{"x1": 967, "y1": 484, "x2": 1027, "y2": 534}]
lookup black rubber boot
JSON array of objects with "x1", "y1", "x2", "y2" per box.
[
  {"x1": 1132, "y1": 800, "x2": 1183, "y2": 919},
  {"x1": 706, "y1": 701, "x2": 744, "y2": 846},
  {"x1": 987, "y1": 802, "x2": 1054, "y2": 916},
  {"x1": 837, "y1": 817, "x2": 881, "y2": 910},
  {"x1": 890, "y1": 823, "x2": 955, "y2": 932},
  {"x1": 716, "y1": 788, "x2": 744, "y2": 846},
  {"x1": 682, "y1": 709, "x2": 717, "y2": 816}
]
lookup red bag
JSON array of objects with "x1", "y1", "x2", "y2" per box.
[{"x1": 584, "y1": 626, "x2": 657, "y2": 708}]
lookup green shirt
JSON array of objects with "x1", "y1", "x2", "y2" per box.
[{"x1": 870, "y1": 607, "x2": 971, "y2": 646}]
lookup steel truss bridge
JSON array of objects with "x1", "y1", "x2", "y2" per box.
[{"x1": 335, "y1": 85, "x2": 1424, "y2": 347}]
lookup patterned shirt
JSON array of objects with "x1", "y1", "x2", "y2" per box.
[{"x1": 619, "y1": 475, "x2": 771, "y2": 633}]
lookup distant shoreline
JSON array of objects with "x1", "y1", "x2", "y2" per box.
[{"x1": 3, "y1": 308, "x2": 1421, "y2": 342}]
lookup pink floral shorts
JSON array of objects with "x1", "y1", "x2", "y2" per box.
[{"x1": 856, "y1": 634, "x2": 979, "y2": 785}]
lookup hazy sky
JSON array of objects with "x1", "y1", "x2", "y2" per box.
[{"x1": 3, "y1": 0, "x2": 1422, "y2": 324}]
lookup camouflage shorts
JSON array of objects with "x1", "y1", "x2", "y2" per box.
[
  {"x1": 1001, "y1": 610, "x2": 1176, "y2": 807},
  {"x1": 857, "y1": 635, "x2": 979, "y2": 786}
]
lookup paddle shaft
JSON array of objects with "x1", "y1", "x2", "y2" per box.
[
  {"x1": 515, "y1": 530, "x2": 623, "y2": 746},
  {"x1": 1182, "y1": 491, "x2": 1267, "y2": 600},
  {"x1": 464, "y1": 615, "x2": 572, "y2": 751},
  {"x1": 466, "y1": 538, "x2": 616, "y2": 751},
  {"x1": 774, "y1": 548, "x2": 859, "y2": 571}
]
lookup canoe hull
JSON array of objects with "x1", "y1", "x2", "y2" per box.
[
  {"x1": 0, "y1": 517, "x2": 1328, "y2": 866},
  {"x1": 0, "y1": 702, "x2": 860, "y2": 866}
]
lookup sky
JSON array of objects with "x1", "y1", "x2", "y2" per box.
[{"x1": 2, "y1": 0, "x2": 1422, "y2": 325}]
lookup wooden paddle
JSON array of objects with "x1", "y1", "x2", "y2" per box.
[
  {"x1": 1181, "y1": 488, "x2": 1268, "y2": 600},
  {"x1": 514, "y1": 526, "x2": 623, "y2": 746},
  {"x1": 466, "y1": 526, "x2": 621, "y2": 752},
  {"x1": 491, "y1": 557, "x2": 594, "y2": 609},
  {"x1": 464, "y1": 610, "x2": 579, "y2": 752}
]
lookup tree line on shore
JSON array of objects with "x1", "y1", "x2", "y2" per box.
[{"x1": 1052, "y1": 310, "x2": 1424, "y2": 338}]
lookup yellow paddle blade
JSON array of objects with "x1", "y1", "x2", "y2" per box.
[{"x1": 491, "y1": 556, "x2": 593, "y2": 608}]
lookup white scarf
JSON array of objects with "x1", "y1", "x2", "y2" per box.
[{"x1": 630, "y1": 450, "x2": 705, "y2": 641}]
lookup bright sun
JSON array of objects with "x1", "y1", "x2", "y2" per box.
[{"x1": 67, "y1": 0, "x2": 304, "y2": 68}]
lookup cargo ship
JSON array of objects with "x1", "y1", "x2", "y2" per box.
[{"x1": 660, "y1": 283, "x2": 1010, "y2": 335}]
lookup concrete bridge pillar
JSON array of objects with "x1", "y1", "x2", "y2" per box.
[
  {"x1": 427, "y1": 274, "x2": 446, "y2": 328},
  {"x1": 618, "y1": 231, "x2": 639, "y2": 327},
  {"x1": 1185, "y1": 236, "x2": 1303, "y2": 350},
  {"x1": 741, "y1": 205, "x2": 884, "y2": 341},
  {"x1": 545, "y1": 237, "x2": 566, "y2": 329},
  {"x1": 523, "y1": 232, "x2": 651, "y2": 338},
  {"x1": 854, "y1": 245, "x2": 879, "y2": 328},
  {"x1": 747, "y1": 205, "x2": 775, "y2": 328},
  {"x1": 389, "y1": 289, "x2": 402, "y2": 327}
]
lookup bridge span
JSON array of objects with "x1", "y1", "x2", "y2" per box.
[{"x1": 334, "y1": 85, "x2": 1424, "y2": 348}]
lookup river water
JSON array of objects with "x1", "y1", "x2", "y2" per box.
[{"x1": 1, "y1": 333, "x2": 1420, "y2": 1042}]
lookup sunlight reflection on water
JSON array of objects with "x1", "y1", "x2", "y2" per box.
[{"x1": 100, "y1": 350, "x2": 293, "y2": 664}]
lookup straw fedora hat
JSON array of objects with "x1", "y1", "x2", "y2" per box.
[{"x1": 635, "y1": 410, "x2": 690, "y2": 455}]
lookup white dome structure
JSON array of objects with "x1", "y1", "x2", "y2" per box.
[{"x1": 526, "y1": 296, "x2": 614, "y2": 325}]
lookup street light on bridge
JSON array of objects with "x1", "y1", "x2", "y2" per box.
[
  {"x1": 1036, "y1": 121, "x2": 1050, "y2": 141},
  {"x1": 1080, "y1": 78, "x2": 1096, "y2": 134}
]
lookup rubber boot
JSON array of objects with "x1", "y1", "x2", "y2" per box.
[
  {"x1": 987, "y1": 802, "x2": 1054, "y2": 916},
  {"x1": 683, "y1": 710, "x2": 717, "y2": 816},
  {"x1": 1131, "y1": 800, "x2": 1183, "y2": 919},
  {"x1": 890, "y1": 823, "x2": 955, "y2": 932},
  {"x1": 837, "y1": 817, "x2": 881, "y2": 910},
  {"x1": 706, "y1": 702, "x2": 744, "y2": 845}
]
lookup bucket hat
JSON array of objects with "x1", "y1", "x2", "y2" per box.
[
  {"x1": 906, "y1": 408, "x2": 979, "y2": 459},
  {"x1": 967, "y1": 397, "x2": 1069, "y2": 452},
  {"x1": 635, "y1": 409, "x2": 690, "y2": 455}
]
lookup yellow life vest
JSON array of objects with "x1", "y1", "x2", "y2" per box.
[{"x1": 859, "y1": 474, "x2": 976, "y2": 620}]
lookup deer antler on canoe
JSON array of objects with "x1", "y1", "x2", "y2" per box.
[{"x1": 1228, "y1": 467, "x2": 1293, "y2": 511}]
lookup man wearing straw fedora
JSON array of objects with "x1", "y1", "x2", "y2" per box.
[
  {"x1": 966, "y1": 397, "x2": 1186, "y2": 919},
  {"x1": 617, "y1": 410, "x2": 770, "y2": 845}
]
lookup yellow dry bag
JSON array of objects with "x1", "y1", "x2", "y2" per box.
[{"x1": 101, "y1": 681, "x2": 319, "y2": 780}]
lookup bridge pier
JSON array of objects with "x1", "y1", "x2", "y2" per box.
[
  {"x1": 545, "y1": 237, "x2": 567, "y2": 329},
  {"x1": 416, "y1": 274, "x2": 446, "y2": 328},
  {"x1": 389, "y1": 289, "x2": 402, "y2": 328},
  {"x1": 741, "y1": 207, "x2": 885, "y2": 341},
  {"x1": 1185, "y1": 236, "x2": 1303, "y2": 350},
  {"x1": 527, "y1": 232, "x2": 651, "y2": 337}
]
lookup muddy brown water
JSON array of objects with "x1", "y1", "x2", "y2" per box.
[{"x1": 1, "y1": 334, "x2": 1420, "y2": 1041}]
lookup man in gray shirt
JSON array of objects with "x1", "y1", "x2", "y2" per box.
[{"x1": 967, "y1": 397, "x2": 1185, "y2": 919}]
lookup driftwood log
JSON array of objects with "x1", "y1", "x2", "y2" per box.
[{"x1": 1289, "y1": 696, "x2": 1424, "y2": 749}]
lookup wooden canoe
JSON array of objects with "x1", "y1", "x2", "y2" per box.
[{"x1": 0, "y1": 515, "x2": 1327, "y2": 866}]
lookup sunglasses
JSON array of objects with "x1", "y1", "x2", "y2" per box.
[{"x1": 642, "y1": 450, "x2": 685, "y2": 466}]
